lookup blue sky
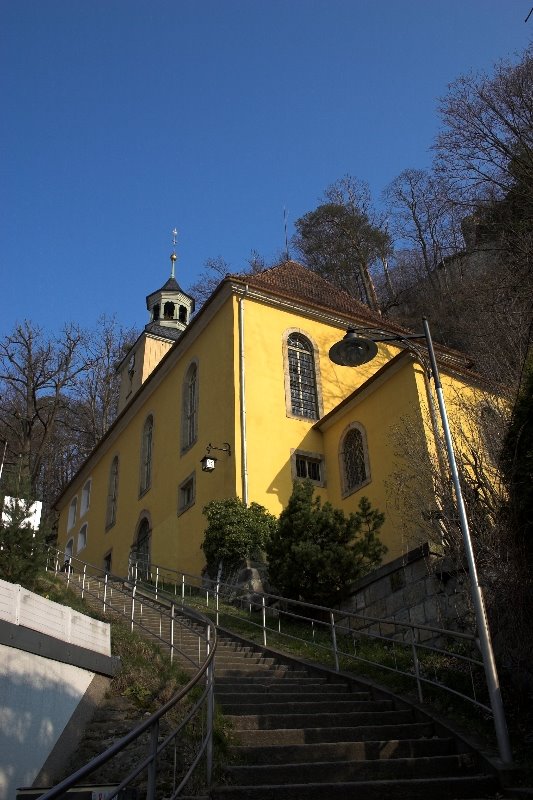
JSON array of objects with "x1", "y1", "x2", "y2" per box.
[{"x1": 1, "y1": 1, "x2": 531, "y2": 338}]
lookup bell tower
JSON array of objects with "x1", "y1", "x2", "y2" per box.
[
  {"x1": 145, "y1": 229, "x2": 195, "y2": 335},
  {"x1": 117, "y1": 230, "x2": 195, "y2": 413}
]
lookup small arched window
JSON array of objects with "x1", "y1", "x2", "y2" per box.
[
  {"x1": 140, "y1": 415, "x2": 154, "y2": 494},
  {"x1": 65, "y1": 538, "x2": 74, "y2": 560},
  {"x1": 341, "y1": 423, "x2": 370, "y2": 496},
  {"x1": 106, "y1": 456, "x2": 119, "y2": 528},
  {"x1": 178, "y1": 305, "x2": 187, "y2": 324},
  {"x1": 182, "y1": 362, "x2": 198, "y2": 451},
  {"x1": 287, "y1": 333, "x2": 319, "y2": 419}
]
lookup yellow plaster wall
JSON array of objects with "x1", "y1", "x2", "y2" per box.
[
  {"x1": 58, "y1": 297, "x2": 238, "y2": 578},
  {"x1": 239, "y1": 297, "x2": 401, "y2": 517},
  {"x1": 319, "y1": 359, "x2": 432, "y2": 562}
]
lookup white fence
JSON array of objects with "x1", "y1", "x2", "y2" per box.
[{"x1": 0, "y1": 578, "x2": 110, "y2": 656}]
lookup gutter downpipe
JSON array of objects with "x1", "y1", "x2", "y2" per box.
[{"x1": 238, "y1": 288, "x2": 249, "y2": 505}]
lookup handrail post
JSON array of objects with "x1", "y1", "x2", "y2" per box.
[
  {"x1": 182, "y1": 574, "x2": 185, "y2": 602},
  {"x1": 330, "y1": 611, "x2": 339, "y2": 671},
  {"x1": 66, "y1": 557, "x2": 72, "y2": 587},
  {"x1": 206, "y1": 625, "x2": 214, "y2": 786},
  {"x1": 155, "y1": 566, "x2": 159, "y2": 598},
  {"x1": 81, "y1": 564, "x2": 86, "y2": 600},
  {"x1": 146, "y1": 718, "x2": 159, "y2": 800},
  {"x1": 216, "y1": 580, "x2": 220, "y2": 627},
  {"x1": 262, "y1": 595, "x2": 267, "y2": 647},
  {"x1": 170, "y1": 602, "x2": 175, "y2": 663},
  {"x1": 411, "y1": 628, "x2": 423, "y2": 703},
  {"x1": 131, "y1": 582, "x2": 136, "y2": 633},
  {"x1": 103, "y1": 571, "x2": 108, "y2": 614}
]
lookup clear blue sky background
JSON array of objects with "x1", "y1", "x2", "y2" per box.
[{"x1": 1, "y1": 1, "x2": 531, "y2": 338}]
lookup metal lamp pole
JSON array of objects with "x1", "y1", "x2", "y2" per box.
[{"x1": 329, "y1": 317, "x2": 512, "y2": 764}]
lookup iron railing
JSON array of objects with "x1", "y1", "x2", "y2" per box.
[
  {"x1": 128, "y1": 558, "x2": 509, "y2": 759},
  {"x1": 40, "y1": 550, "x2": 217, "y2": 800}
]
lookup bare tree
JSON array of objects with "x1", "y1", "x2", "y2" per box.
[
  {"x1": 0, "y1": 321, "x2": 91, "y2": 497},
  {"x1": 73, "y1": 315, "x2": 138, "y2": 452},
  {"x1": 434, "y1": 43, "x2": 533, "y2": 205},
  {"x1": 383, "y1": 168, "x2": 464, "y2": 289}
]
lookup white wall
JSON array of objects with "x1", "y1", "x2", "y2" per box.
[{"x1": 0, "y1": 644, "x2": 94, "y2": 800}]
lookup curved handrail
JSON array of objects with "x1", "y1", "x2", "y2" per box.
[{"x1": 40, "y1": 549, "x2": 217, "y2": 800}]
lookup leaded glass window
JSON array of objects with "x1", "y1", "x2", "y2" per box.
[
  {"x1": 343, "y1": 427, "x2": 367, "y2": 492},
  {"x1": 287, "y1": 333, "x2": 318, "y2": 419},
  {"x1": 106, "y1": 456, "x2": 119, "y2": 528}
]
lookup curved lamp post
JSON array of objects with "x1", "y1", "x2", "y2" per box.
[{"x1": 329, "y1": 317, "x2": 512, "y2": 764}]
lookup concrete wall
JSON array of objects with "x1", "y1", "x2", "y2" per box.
[
  {"x1": 0, "y1": 581, "x2": 117, "y2": 800},
  {"x1": 0, "y1": 645, "x2": 95, "y2": 800}
]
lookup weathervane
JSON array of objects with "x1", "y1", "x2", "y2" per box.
[{"x1": 170, "y1": 228, "x2": 178, "y2": 278}]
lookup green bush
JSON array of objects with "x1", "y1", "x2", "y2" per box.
[{"x1": 201, "y1": 498, "x2": 277, "y2": 575}]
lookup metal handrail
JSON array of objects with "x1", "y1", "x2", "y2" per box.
[
  {"x1": 40, "y1": 549, "x2": 217, "y2": 800},
  {"x1": 131, "y1": 559, "x2": 500, "y2": 738}
]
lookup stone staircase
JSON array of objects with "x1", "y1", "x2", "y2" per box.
[
  {"x1": 208, "y1": 636, "x2": 500, "y2": 800},
  {"x1": 61, "y1": 575, "x2": 505, "y2": 799}
]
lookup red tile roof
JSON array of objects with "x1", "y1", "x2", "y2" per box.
[{"x1": 230, "y1": 260, "x2": 402, "y2": 330}]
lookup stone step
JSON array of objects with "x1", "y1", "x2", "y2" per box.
[
  {"x1": 228, "y1": 737, "x2": 457, "y2": 764},
  {"x1": 215, "y1": 682, "x2": 348, "y2": 694},
  {"x1": 226, "y1": 709, "x2": 414, "y2": 730},
  {"x1": 208, "y1": 775, "x2": 497, "y2": 800},
  {"x1": 219, "y1": 699, "x2": 393, "y2": 715},
  {"x1": 217, "y1": 691, "x2": 367, "y2": 703},
  {"x1": 224, "y1": 753, "x2": 480, "y2": 785},
  {"x1": 228, "y1": 722, "x2": 436, "y2": 745}
]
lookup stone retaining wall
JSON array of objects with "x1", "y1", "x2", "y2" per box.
[{"x1": 340, "y1": 544, "x2": 473, "y2": 642}]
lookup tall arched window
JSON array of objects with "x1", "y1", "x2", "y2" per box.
[
  {"x1": 140, "y1": 415, "x2": 154, "y2": 494},
  {"x1": 77, "y1": 523, "x2": 88, "y2": 553},
  {"x1": 67, "y1": 497, "x2": 78, "y2": 531},
  {"x1": 341, "y1": 423, "x2": 370, "y2": 496},
  {"x1": 287, "y1": 333, "x2": 319, "y2": 419},
  {"x1": 106, "y1": 456, "x2": 119, "y2": 528},
  {"x1": 182, "y1": 362, "x2": 198, "y2": 451}
]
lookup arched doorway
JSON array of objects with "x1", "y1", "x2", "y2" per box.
[{"x1": 131, "y1": 517, "x2": 151, "y2": 579}]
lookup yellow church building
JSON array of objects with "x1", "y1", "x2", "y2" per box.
[{"x1": 55, "y1": 256, "x2": 488, "y2": 581}]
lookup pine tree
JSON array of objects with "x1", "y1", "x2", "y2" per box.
[
  {"x1": 0, "y1": 481, "x2": 45, "y2": 588},
  {"x1": 266, "y1": 480, "x2": 386, "y2": 606}
]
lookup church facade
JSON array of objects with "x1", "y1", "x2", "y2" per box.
[{"x1": 55, "y1": 258, "x2": 488, "y2": 580}]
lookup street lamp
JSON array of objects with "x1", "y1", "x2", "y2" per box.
[{"x1": 329, "y1": 317, "x2": 512, "y2": 764}]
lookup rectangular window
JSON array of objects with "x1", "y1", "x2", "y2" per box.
[
  {"x1": 292, "y1": 451, "x2": 325, "y2": 486},
  {"x1": 178, "y1": 473, "x2": 195, "y2": 515}
]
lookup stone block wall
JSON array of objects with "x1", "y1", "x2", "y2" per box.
[{"x1": 339, "y1": 544, "x2": 473, "y2": 643}]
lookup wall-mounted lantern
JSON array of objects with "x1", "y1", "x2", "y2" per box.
[{"x1": 200, "y1": 442, "x2": 231, "y2": 473}]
